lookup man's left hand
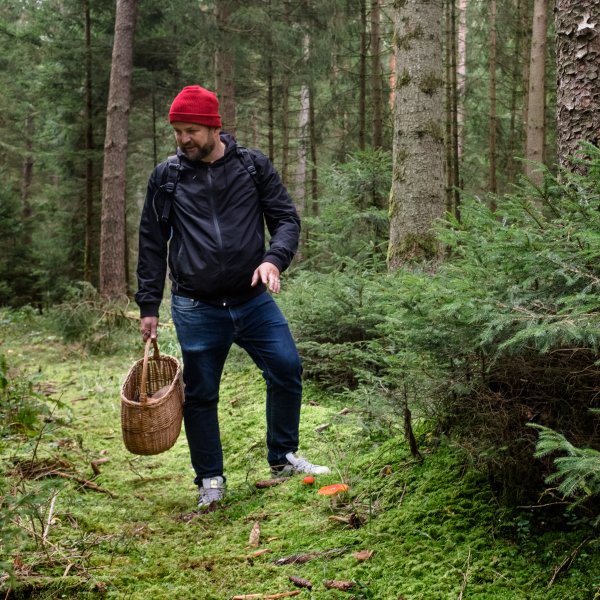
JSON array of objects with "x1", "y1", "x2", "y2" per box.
[{"x1": 251, "y1": 262, "x2": 281, "y2": 294}]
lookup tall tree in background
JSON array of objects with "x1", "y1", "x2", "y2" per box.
[
  {"x1": 525, "y1": 0, "x2": 548, "y2": 184},
  {"x1": 83, "y1": 0, "x2": 95, "y2": 283},
  {"x1": 488, "y1": 0, "x2": 498, "y2": 196},
  {"x1": 99, "y1": 0, "x2": 137, "y2": 299},
  {"x1": 371, "y1": 0, "x2": 383, "y2": 148},
  {"x1": 216, "y1": 0, "x2": 236, "y2": 135},
  {"x1": 388, "y1": 0, "x2": 445, "y2": 269},
  {"x1": 555, "y1": 0, "x2": 600, "y2": 172}
]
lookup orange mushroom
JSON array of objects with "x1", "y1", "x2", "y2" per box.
[{"x1": 317, "y1": 483, "x2": 349, "y2": 496}]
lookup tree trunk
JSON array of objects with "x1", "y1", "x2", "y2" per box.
[
  {"x1": 267, "y1": 57, "x2": 275, "y2": 161},
  {"x1": 281, "y1": 72, "x2": 290, "y2": 184},
  {"x1": 445, "y1": 0, "x2": 461, "y2": 217},
  {"x1": 99, "y1": 0, "x2": 137, "y2": 299},
  {"x1": 83, "y1": 0, "x2": 94, "y2": 284},
  {"x1": 359, "y1": 0, "x2": 367, "y2": 149},
  {"x1": 21, "y1": 116, "x2": 33, "y2": 246},
  {"x1": 371, "y1": 0, "x2": 383, "y2": 149},
  {"x1": 506, "y1": 0, "x2": 525, "y2": 184},
  {"x1": 555, "y1": 0, "x2": 600, "y2": 172},
  {"x1": 295, "y1": 35, "x2": 311, "y2": 228},
  {"x1": 215, "y1": 0, "x2": 236, "y2": 136},
  {"x1": 456, "y1": 0, "x2": 467, "y2": 161},
  {"x1": 525, "y1": 0, "x2": 549, "y2": 184},
  {"x1": 388, "y1": 0, "x2": 445, "y2": 270},
  {"x1": 489, "y1": 0, "x2": 498, "y2": 197}
]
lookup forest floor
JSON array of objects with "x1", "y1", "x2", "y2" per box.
[{"x1": 1, "y1": 308, "x2": 599, "y2": 600}]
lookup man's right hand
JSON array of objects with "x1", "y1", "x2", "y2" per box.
[{"x1": 140, "y1": 316, "x2": 159, "y2": 342}]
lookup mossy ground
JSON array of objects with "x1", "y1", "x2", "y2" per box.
[{"x1": 1, "y1": 309, "x2": 599, "y2": 600}]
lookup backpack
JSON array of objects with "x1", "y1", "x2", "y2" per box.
[{"x1": 156, "y1": 147, "x2": 260, "y2": 224}]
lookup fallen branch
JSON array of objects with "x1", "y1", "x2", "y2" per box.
[
  {"x1": 33, "y1": 470, "x2": 116, "y2": 497},
  {"x1": 91, "y1": 458, "x2": 110, "y2": 476},
  {"x1": 231, "y1": 592, "x2": 300, "y2": 600}
]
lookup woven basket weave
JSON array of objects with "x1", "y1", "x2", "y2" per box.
[{"x1": 120, "y1": 338, "x2": 184, "y2": 455}]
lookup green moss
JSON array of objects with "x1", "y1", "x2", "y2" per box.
[{"x1": 1, "y1": 311, "x2": 599, "y2": 599}]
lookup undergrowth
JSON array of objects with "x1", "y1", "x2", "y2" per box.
[
  {"x1": 282, "y1": 145, "x2": 600, "y2": 505},
  {"x1": 1, "y1": 310, "x2": 599, "y2": 599}
]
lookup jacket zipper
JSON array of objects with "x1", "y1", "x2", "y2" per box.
[{"x1": 207, "y1": 168, "x2": 228, "y2": 305}]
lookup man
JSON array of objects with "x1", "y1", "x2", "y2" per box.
[{"x1": 135, "y1": 85, "x2": 330, "y2": 508}]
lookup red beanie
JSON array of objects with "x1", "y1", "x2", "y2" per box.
[{"x1": 168, "y1": 85, "x2": 222, "y2": 127}]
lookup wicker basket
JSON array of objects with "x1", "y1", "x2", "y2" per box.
[{"x1": 120, "y1": 338, "x2": 184, "y2": 455}]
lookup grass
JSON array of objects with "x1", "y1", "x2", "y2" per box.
[{"x1": 1, "y1": 307, "x2": 599, "y2": 600}]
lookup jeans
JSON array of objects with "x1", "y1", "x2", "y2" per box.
[{"x1": 171, "y1": 291, "x2": 302, "y2": 485}]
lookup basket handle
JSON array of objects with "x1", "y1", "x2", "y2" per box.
[{"x1": 139, "y1": 337, "x2": 160, "y2": 404}]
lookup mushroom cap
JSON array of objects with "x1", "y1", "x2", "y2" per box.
[{"x1": 317, "y1": 483, "x2": 349, "y2": 496}]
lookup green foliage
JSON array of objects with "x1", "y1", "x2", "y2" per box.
[
  {"x1": 530, "y1": 423, "x2": 600, "y2": 504},
  {"x1": 302, "y1": 149, "x2": 391, "y2": 270},
  {"x1": 0, "y1": 355, "x2": 53, "y2": 440},
  {"x1": 285, "y1": 147, "x2": 600, "y2": 503},
  {"x1": 46, "y1": 282, "x2": 135, "y2": 354}
]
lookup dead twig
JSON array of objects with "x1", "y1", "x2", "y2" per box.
[
  {"x1": 33, "y1": 469, "x2": 116, "y2": 497},
  {"x1": 548, "y1": 537, "x2": 590, "y2": 587},
  {"x1": 42, "y1": 490, "x2": 59, "y2": 543},
  {"x1": 457, "y1": 549, "x2": 471, "y2": 600}
]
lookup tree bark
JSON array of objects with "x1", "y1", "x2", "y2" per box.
[
  {"x1": 489, "y1": 0, "x2": 498, "y2": 197},
  {"x1": 388, "y1": 0, "x2": 445, "y2": 270},
  {"x1": 525, "y1": 0, "x2": 549, "y2": 184},
  {"x1": 99, "y1": 0, "x2": 137, "y2": 299},
  {"x1": 359, "y1": 0, "x2": 367, "y2": 150},
  {"x1": 216, "y1": 0, "x2": 236, "y2": 136},
  {"x1": 371, "y1": 0, "x2": 383, "y2": 148},
  {"x1": 555, "y1": 0, "x2": 600, "y2": 172},
  {"x1": 83, "y1": 0, "x2": 94, "y2": 283}
]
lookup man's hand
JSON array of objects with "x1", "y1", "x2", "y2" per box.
[
  {"x1": 251, "y1": 262, "x2": 281, "y2": 294},
  {"x1": 140, "y1": 316, "x2": 159, "y2": 342}
]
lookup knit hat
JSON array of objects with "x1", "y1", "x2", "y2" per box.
[{"x1": 168, "y1": 85, "x2": 222, "y2": 127}]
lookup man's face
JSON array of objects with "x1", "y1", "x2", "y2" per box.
[{"x1": 172, "y1": 122, "x2": 217, "y2": 161}]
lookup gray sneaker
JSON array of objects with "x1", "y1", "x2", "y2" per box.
[
  {"x1": 198, "y1": 476, "x2": 225, "y2": 508},
  {"x1": 271, "y1": 452, "x2": 331, "y2": 477}
]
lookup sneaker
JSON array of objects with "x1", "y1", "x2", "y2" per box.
[
  {"x1": 198, "y1": 476, "x2": 225, "y2": 508},
  {"x1": 271, "y1": 452, "x2": 331, "y2": 477}
]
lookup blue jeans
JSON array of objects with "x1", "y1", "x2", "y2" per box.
[{"x1": 171, "y1": 292, "x2": 302, "y2": 485}]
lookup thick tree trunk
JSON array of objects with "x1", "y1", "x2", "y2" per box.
[
  {"x1": 525, "y1": 0, "x2": 549, "y2": 184},
  {"x1": 555, "y1": 0, "x2": 600, "y2": 172},
  {"x1": 388, "y1": 0, "x2": 445, "y2": 270},
  {"x1": 371, "y1": 0, "x2": 383, "y2": 149},
  {"x1": 215, "y1": 0, "x2": 236, "y2": 136},
  {"x1": 99, "y1": 0, "x2": 137, "y2": 299}
]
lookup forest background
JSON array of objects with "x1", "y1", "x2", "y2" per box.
[{"x1": 1, "y1": 0, "x2": 600, "y2": 598}]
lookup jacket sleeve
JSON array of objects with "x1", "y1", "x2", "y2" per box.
[
  {"x1": 253, "y1": 151, "x2": 301, "y2": 273},
  {"x1": 134, "y1": 166, "x2": 170, "y2": 318}
]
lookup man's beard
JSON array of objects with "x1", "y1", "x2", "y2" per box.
[{"x1": 181, "y1": 140, "x2": 215, "y2": 161}]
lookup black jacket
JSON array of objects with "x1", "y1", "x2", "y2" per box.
[{"x1": 135, "y1": 133, "x2": 300, "y2": 317}]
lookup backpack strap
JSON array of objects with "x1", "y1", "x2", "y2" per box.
[
  {"x1": 158, "y1": 155, "x2": 181, "y2": 223},
  {"x1": 236, "y1": 147, "x2": 259, "y2": 188}
]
